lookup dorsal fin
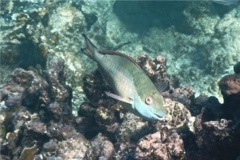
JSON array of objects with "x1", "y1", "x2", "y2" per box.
[
  {"x1": 98, "y1": 50, "x2": 142, "y2": 69},
  {"x1": 81, "y1": 34, "x2": 98, "y2": 59},
  {"x1": 82, "y1": 34, "x2": 98, "y2": 50}
]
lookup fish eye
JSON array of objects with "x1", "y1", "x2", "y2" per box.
[{"x1": 145, "y1": 96, "x2": 153, "y2": 105}]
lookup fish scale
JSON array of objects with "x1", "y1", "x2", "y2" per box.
[{"x1": 98, "y1": 54, "x2": 135, "y2": 95}]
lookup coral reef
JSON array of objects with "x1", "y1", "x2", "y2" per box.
[
  {"x1": 0, "y1": 58, "x2": 88, "y2": 159},
  {"x1": 137, "y1": 54, "x2": 168, "y2": 82},
  {"x1": 1, "y1": 0, "x2": 239, "y2": 115},
  {"x1": 0, "y1": 0, "x2": 88, "y2": 115},
  {"x1": 1, "y1": 54, "x2": 240, "y2": 159},
  {"x1": 218, "y1": 62, "x2": 240, "y2": 126},
  {"x1": 192, "y1": 110, "x2": 240, "y2": 160},
  {"x1": 84, "y1": 133, "x2": 115, "y2": 160},
  {"x1": 1, "y1": 0, "x2": 240, "y2": 159},
  {"x1": 181, "y1": 62, "x2": 240, "y2": 160},
  {"x1": 135, "y1": 128, "x2": 185, "y2": 160},
  {"x1": 115, "y1": 113, "x2": 152, "y2": 143},
  {"x1": 79, "y1": 58, "x2": 240, "y2": 160},
  {"x1": 156, "y1": 98, "x2": 194, "y2": 131}
]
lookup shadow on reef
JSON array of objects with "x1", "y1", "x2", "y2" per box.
[
  {"x1": 17, "y1": 39, "x2": 46, "y2": 70},
  {"x1": 212, "y1": 2, "x2": 238, "y2": 18},
  {"x1": 113, "y1": 1, "x2": 191, "y2": 34},
  {"x1": 113, "y1": 1, "x2": 236, "y2": 35}
]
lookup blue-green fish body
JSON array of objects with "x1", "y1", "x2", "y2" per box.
[{"x1": 81, "y1": 34, "x2": 166, "y2": 121}]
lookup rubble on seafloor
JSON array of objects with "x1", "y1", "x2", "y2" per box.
[
  {"x1": 1, "y1": 1, "x2": 240, "y2": 115},
  {"x1": 0, "y1": 54, "x2": 240, "y2": 160}
]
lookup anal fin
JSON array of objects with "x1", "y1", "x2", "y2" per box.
[{"x1": 105, "y1": 91, "x2": 133, "y2": 104}]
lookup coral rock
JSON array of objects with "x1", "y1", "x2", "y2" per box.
[
  {"x1": 218, "y1": 73, "x2": 240, "y2": 123},
  {"x1": 156, "y1": 98, "x2": 192, "y2": 130},
  {"x1": 57, "y1": 134, "x2": 89, "y2": 159},
  {"x1": 163, "y1": 86, "x2": 195, "y2": 109},
  {"x1": 234, "y1": 62, "x2": 240, "y2": 74},
  {"x1": 115, "y1": 113, "x2": 152, "y2": 143},
  {"x1": 84, "y1": 133, "x2": 115, "y2": 160},
  {"x1": 19, "y1": 144, "x2": 38, "y2": 160},
  {"x1": 137, "y1": 54, "x2": 168, "y2": 83},
  {"x1": 135, "y1": 128, "x2": 185, "y2": 160},
  {"x1": 95, "y1": 105, "x2": 119, "y2": 138},
  {"x1": 219, "y1": 74, "x2": 240, "y2": 96},
  {"x1": 193, "y1": 115, "x2": 240, "y2": 160}
]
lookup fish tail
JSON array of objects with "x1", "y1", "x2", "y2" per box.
[{"x1": 81, "y1": 34, "x2": 98, "y2": 59}]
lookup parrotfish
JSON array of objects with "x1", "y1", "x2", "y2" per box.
[{"x1": 81, "y1": 34, "x2": 166, "y2": 121}]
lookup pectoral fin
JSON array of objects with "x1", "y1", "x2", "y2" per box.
[
  {"x1": 154, "y1": 80, "x2": 169, "y2": 93},
  {"x1": 105, "y1": 91, "x2": 133, "y2": 104}
]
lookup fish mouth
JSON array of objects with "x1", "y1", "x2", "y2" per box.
[{"x1": 154, "y1": 114, "x2": 165, "y2": 121}]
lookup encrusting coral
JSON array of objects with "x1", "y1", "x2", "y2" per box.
[
  {"x1": 0, "y1": 58, "x2": 88, "y2": 159},
  {"x1": 18, "y1": 144, "x2": 38, "y2": 160},
  {"x1": 135, "y1": 128, "x2": 185, "y2": 160}
]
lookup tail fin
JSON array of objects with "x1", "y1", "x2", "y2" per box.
[{"x1": 81, "y1": 34, "x2": 98, "y2": 59}]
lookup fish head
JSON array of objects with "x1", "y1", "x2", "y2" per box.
[{"x1": 134, "y1": 91, "x2": 166, "y2": 121}]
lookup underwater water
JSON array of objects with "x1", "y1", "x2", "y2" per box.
[{"x1": 0, "y1": 0, "x2": 240, "y2": 159}]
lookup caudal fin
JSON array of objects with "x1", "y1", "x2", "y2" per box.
[{"x1": 81, "y1": 34, "x2": 98, "y2": 59}]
